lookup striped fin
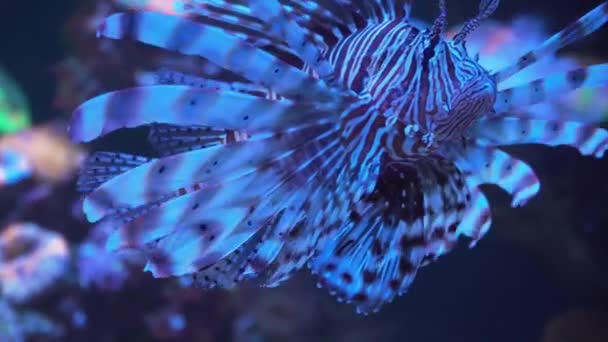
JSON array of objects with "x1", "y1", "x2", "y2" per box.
[
  {"x1": 215, "y1": 134, "x2": 340, "y2": 286},
  {"x1": 416, "y1": 158, "x2": 469, "y2": 260},
  {"x1": 236, "y1": 179, "x2": 328, "y2": 282},
  {"x1": 259, "y1": 148, "x2": 347, "y2": 287},
  {"x1": 156, "y1": 1, "x2": 308, "y2": 58},
  {"x1": 191, "y1": 247, "x2": 249, "y2": 289},
  {"x1": 248, "y1": 0, "x2": 335, "y2": 79},
  {"x1": 191, "y1": 221, "x2": 273, "y2": 289},
  {"x1": 126, "y1": 2, "x2": 300, "y2": 57},
  {"x1": 82, "y1": 124, "x2": 334, "y2": 222},
  {"x1": 77, "y1": 152, "x2": 151, "y2": 193},
  {"x1": 110, "y1": 129, "x2": 340, "y2": 277},
  {"x1": 310, "y1": 158, "x2": 460, "y2": 314},
  {"x1": 251, "y1": 139, "x2": 346, "y2": 284},
  {"x1": 311, "y1": 215, "x2": 425, "y2": 314},
  {"x1": 128, "y1": 171, "x2": 284, "y2": 277},
  {"x1": 103, "y1": 170, "x2": 268, "y2": 252},
  {"x1": 238, "y1": 218, "x2": 296, "y2": 280},
  {"x1": 69, "y1": 85, "x2": 333, "y2": 143},
  {"x1": 493, "y1": 2, "x2": 608, "y2": 83},
  {"x1": 262, "y1": 184, "x2": 346, "y2": 288},
  {"x1": 457, "y1": 187, "x2": 492, "y2": 246},
  {"x1": 188, "y1": 0, "x2": 333, "y2": 52},
  {"x1": 450, "y1": 145, "x2": 540, "y2": 207},
  {"x1": 172, "y1": 1, "x2": 269, "y2": 34},
  {"x1": 259, "y1": 218, "x2": 312, "y2": 287},
  {"x1": 99, "y1": 126, "x2": 339, "y2": 247},
  {"x1": 264, "y1": 190, "x2": 344, "y2": 287},
  {"x1": 148, "y1": 124, "x2": 227, "y2": 157},
  {"x1": 181, "y1": 211, "x2": 302, "y2": 285},
  {"x1": 153, "y1": 68, "x2": 281, "y2": 99},
  {"x1": 194, "y1": 130, "x2": 344, "y2": 287},
  {"x1": 282, "y1": 0, "x2": 358, "y2": 36},
  {"x1": 237, "y1": 207, "x2": 305, "y2": 280},
  {"x1": 495, "y1": 63, "x2": 608, "y2": 113},
  {"x1": 472, "y1": 116, "x2": 608, "y2": 158},
  {"x1": 97, "y1": 11, "x2": 336, "y2": 101}
]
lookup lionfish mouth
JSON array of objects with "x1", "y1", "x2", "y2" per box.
[{"x1": 68, "y1": 0, "x2": 608, "y2": 314}]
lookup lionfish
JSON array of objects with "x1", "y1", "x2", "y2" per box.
[{"x1": 69, "y1": 0, "x2": 608, "y2": 314}]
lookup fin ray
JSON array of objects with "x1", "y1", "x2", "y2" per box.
[
  {"x1": 449, "y1": 145, "x2": 541, "y2": 207},
  {"x1": 493, "y1": 2, "x2": 608, "y2": 83},
  {"x1": 78, "y1": 152, "x2": 152, "y2": 192},
  {"x1": 97, "y1": 11, "x2": 336, "y2": 100},
  {"x1": 83, "y1": 124, "x2": 335, "y2": 222},
  {"x1": 495, "y1": 63, "x2": 608, "y2": 113},
  {"x1": 69, "y1": 85, "x2": 333, "y2": 142},
  {"x1": 472, "y1": 116, "x2": 608, "y2": 158}
]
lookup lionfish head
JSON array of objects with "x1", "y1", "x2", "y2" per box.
[{"x1": 425, "y1": 0, "x2": 501, "y2": 146}]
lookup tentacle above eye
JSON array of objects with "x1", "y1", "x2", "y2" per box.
[{"x1": 452, "y1": 0, "x2": 501, "y2": 44}]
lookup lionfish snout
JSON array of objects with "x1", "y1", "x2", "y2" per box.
[{"x1": 390, "y1": 69, "x2": 498, "y2": 156}]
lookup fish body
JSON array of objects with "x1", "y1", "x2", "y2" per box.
[{"x1": 69, "y1": 0, "x2": 608, "y2": 314}]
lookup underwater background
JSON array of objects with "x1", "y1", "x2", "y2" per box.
[{"x1": 1, "y1": 0, "x2": 608, "y2": 341}]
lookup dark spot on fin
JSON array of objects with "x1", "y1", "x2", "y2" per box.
[{"x1": 567, "y1": 67, "x2": 587, "y2": 88}]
